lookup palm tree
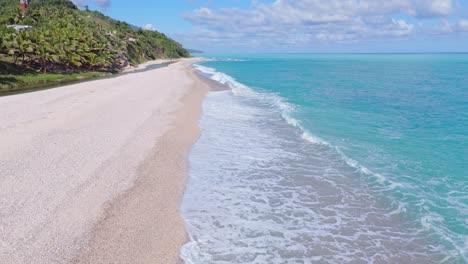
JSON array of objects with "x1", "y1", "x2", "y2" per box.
[
  {"x1": 0, "y1": 29, "x2": 5, "y2": 54},
  {"x1": 16, "y1": 33, "x2": 34, "y2": 63},
  {"x1": 3, "y1": 31, "x2": 20, "y2": 63},
  {"x1": 86, "y1": 52, "x2": 100, "y2": 70},
  {"x1": 32, "y1": 30, "x2": 59, "y2": 73}
]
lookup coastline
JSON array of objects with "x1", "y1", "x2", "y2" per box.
[
  {"x1": 73, "y1": 62, "x2": 211, "y2": 264},
  {"x1": 0, "y1": 59, "x2": 211, "y2": 263},
  {"x1": 193, "y1": 70, "x2": 230, "y2": 92}
]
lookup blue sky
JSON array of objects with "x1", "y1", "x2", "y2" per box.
[{"x1": 75, "y1": 0, "x2": 468, "y2": 53}]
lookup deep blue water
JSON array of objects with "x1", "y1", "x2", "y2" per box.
[{"x1": 181, "y1": 54, "x2": 467, "y2": 263}]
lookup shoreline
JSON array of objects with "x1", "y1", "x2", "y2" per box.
[
  {"x1": 0, "y1": 59, "x2": 211, "y2": 263},
  {"x1": 193, "y1": 70, "x2": 230, "y2": 92},
  {"x1": 73, "y1": 62, "x2": 211, "y2": 264}
]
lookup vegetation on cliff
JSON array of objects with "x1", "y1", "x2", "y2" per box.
[{"x1": 0, "y1": 0, "x2": 189, "y2": 74}]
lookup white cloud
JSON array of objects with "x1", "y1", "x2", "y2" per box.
[
  {"x1": 143, "y1": 24, "x2": 157, "y2": 31},
  {"x1": 181, "y1": 0, "x2": 438, "y2": 48},
  {"x1": 258, "y1": 0, "x2": 357, "y2": 24},
  {"x1": 358, "y1": 0, "x2": 453, "y2": 18},
  {"x1": 422, "y1": 0, "x2": 454, "y2": 17},
  {"x1": 181, "y1": 0, "x2": 463, "y2": 50},
  {"x1": 426, "y1": 18, "x2": 468, "y2": 35},
  {"x1": 458, "y1": 19, "x2": 468, "y2": 31},
  {"x1": 432, "y1": 19, "x2": 455, "y2": 34},
  {"x1": 71, "y1": 0, "x2": 110, "y2": 10}
]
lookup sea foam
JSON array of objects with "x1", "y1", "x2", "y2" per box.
[
  {"x1": 194, "y1": 64, "x2": 401, "y2": 191},
  {"x1": 182, "y1": 63, "x2": 462, "y2": 263}
]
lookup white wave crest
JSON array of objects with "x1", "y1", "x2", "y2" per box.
[{"x1": 195, "y1": 63, "x2": 403, "y2": 191}]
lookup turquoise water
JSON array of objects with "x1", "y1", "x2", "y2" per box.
[{"x1": 181, "y1": 54, "x2": 467, "y2": 263}]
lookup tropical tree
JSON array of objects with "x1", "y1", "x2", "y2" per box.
[
  {"x1": 31, "y1": 30, "x2": 59, "y2": 73},
  {"x1": 16, "y1": 32, "x2": 34, "y2": 63},
  {"x1": 0, "y1": 27, "x2": 5, "y2": 53},
  {"x1": 3, "y1": 31, "x2": 21, "y2": 63}
]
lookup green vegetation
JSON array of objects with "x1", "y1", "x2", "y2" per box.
[
  {"x1": 0, "y1": 61, "x2": 108, "y2": 94},
  {"x1": 0, "y1": 0, "x2": 189, "y2": 92},
  {"x1": 187, "y1": 49, "x2": 204, "y2": 54}
]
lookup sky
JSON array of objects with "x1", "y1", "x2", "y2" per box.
[{"x1": 72, "y1": 0, "x2": 468, "y2": 53}]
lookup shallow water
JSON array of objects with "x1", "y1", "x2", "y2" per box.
[{"x1": 181, "y1": 54, "x2": 467, "y2": 263}]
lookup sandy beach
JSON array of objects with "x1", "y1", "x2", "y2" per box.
[{"x1": 0, "y1": 60, "x2": 209, "y2": 263}]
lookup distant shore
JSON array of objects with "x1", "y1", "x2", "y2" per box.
[{"x1": 0, "y1": 58, "x2": 212, "y2": 263}]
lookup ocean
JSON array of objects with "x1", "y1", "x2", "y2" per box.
[{"x1": 180, "y1": 54, "x2": 468, "y2": 263}]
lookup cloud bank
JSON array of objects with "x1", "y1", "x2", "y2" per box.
[{"x1": 180, "y1": 0, "x2": 465, "y2": 50}]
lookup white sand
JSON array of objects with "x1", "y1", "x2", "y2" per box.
[{"x1": 0, "y1": 60, "x2": 209, "y2": 263}]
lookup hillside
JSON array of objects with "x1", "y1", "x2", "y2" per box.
[
  {"x1": 187, "y1": 49, "x2": 203, "y2": 54},
  {"x1": 0, "y1": 0, "x2": 189, "y2": 74}
]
